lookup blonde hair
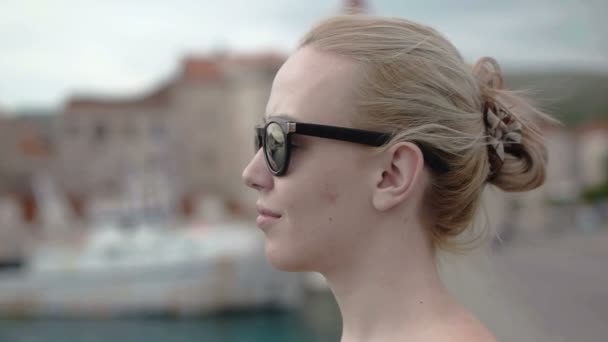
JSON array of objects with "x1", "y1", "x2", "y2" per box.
[{"x1": 299, "y1": 15, "x2": 558, "y2": 252}]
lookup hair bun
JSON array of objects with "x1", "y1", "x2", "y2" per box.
[
  {"x1": 471, "y1": 56, "x2": 552, "y2": 191},
  {"x1": 482, "y1": 101, "x2": 523, "y2": 179},
  {"x1": 473, "y1": 56, "x2": 503, "y2": 91}
]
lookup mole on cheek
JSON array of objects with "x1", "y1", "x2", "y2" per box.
[{"x1": 322, "y1": 182, "x2": 339, "y2": 204}]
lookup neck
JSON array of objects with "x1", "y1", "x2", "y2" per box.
[{"x1": 321, "y1": 220, "x2": 461, "y2": 342}]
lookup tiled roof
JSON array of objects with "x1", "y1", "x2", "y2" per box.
[
  {"x1": 65, "y1": 51, "x2": 286, "y2": 112},
  {"x1": 181, "y1": 51, "x2": 286, "y2": 80},
  {"x1": 0, "y1": 117, "x2": 52, "y2": 162},
  {"x1": 65, "y1": 83, "x2": 172, "y2": 113},
  {"x1": 18, "y1": 127, "x2": 51, "y2": 157},
  {"x1": 222, "y1": 52, "x2": 286, "y2": 66},
  {"x1": 181, "y1": 57, "x2": 223, "y2": 81},
  {"x1": 343, "y1": 0, "x2": 367, "y2": 12}
]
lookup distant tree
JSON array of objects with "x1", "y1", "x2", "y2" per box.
[
  {"x1": 582, "y1": 182, "x2": 608, "y2": 203},
  {"x1": 582, "y1": 156, "x2": 608, "y2": 203}
]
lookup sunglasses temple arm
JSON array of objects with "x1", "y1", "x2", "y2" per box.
[{"x1": 295, "y1": 123, "x2": 389, "y2": 146}]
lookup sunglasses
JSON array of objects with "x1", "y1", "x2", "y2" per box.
[{"x1": 255, "y1": 117, "x2": 450, "y2": 176}]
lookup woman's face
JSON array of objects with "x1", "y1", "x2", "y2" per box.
[{"x1": 242, "y1": 46, "x2": 380, "y2": 273}]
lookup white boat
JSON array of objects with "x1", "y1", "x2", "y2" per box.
[{"x1": 0, "y1": 222, "x2": 304, "y2": 318}]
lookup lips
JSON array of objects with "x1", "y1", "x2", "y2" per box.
[
  {"x1": 256, "y1": 204, "x2": 282, "y2": 229},
  {"x1": 256, "y1": 204, "x2": 282, "y2": 218}
]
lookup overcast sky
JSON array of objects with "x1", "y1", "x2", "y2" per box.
[{"x1": 1, "y1": 0, "x2": 606, "y2": 112}]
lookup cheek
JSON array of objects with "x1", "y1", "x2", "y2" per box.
[
  {"x1": 322, "y1": 179, "x2": 339, "y2": 205},
  {"x1": 283, "y1": 177, "x2": 340, "y2": 226},
  {"x1": 303, "y1": 170, "x2": 360, "y2": 233},
  {"x1": 270, "y1": 168, "x2": 371, "y2": 271}
]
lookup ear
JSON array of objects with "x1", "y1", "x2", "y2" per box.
[{"x1": 372, "y1": 142, "x2": 425, "y2": 212}]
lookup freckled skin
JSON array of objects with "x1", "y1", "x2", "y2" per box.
[{"x1": 323, "y1": 180, "x2": 339, "y2": 204}]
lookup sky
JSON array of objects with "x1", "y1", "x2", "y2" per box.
[{"x1": 1, "y1": 0, "x2": 606, "y2": 112}]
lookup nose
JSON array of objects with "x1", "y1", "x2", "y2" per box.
[{"x1": 242, "y1": 149, "x2": 273, "y2": 191}]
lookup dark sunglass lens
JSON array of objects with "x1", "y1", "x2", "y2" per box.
[{"x1": 265, "y1": 123, "x2": 287, "y2": 172}]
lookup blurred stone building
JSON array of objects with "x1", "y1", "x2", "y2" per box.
[
  {"x1": 577, "y1": 119, "x2": 608, "y2": 188},
  {"x1": 0, "y1": 112, "x2": 59, "y2": 263},
  {"x1": 485, "y1": 119, "x2": 608, "y2": 242},
  {"x1": 59, "y1": 84, "x2": 172, "y2": 223},
  {"x1": 57, "y1": 52, "x2": 284, "y2": 223}
]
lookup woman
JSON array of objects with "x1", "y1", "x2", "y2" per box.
[{"x1": 242, "y1": 14, "x2": 554, "y2": 341}]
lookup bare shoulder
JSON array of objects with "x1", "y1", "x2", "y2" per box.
[
  {"x1": 403, "y1": 312, "x2": 498, "y2": 342},
  {"x1": 431, "y1": 313, "x2": 498, "y2": 342},
  {"x1": 447, "y1": 319, "x2": 497, "y2": 342}
]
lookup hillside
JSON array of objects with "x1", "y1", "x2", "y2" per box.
[{"x1": 505, "y1": 70, "x2": 608, "y2": 125}]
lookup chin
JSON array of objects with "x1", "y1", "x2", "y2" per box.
[{"x1": 264, "y1": 242, "x2": 314, "y2": 272}]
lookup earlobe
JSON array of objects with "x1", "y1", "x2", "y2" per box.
[{"x1": 371, "y1": 143, "x2": 423, "y2": 212}]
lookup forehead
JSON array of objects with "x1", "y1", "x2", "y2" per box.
[{"x1": 266, "y1": 46, "x2": 359, "y2": 126}]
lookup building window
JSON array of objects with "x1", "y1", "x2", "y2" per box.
[{"x1": 94, "y1": 122, "x2": 107, "y2": 142}]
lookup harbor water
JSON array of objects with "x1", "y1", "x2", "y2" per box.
[{"x1": 0, "y1": 292, "x2": 342, "y2": 342}]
